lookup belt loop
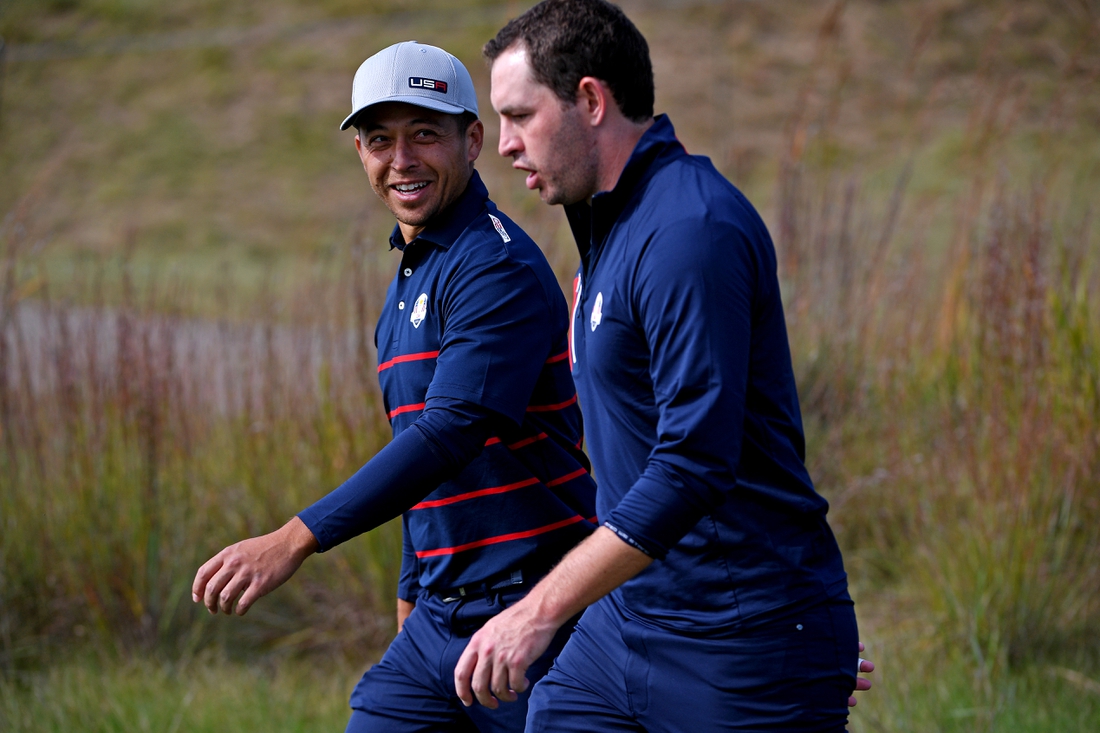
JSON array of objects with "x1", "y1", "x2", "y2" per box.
[{"x1": 510, "y1": 569, "x2": 523, "y2": 586}]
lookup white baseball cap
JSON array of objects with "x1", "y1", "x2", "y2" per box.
[{"x1": 340, "y1": 41, "x2": 479, "y2": 131}]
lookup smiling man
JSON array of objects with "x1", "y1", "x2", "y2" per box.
[
  {"x1": 453, "y1": 2, "x2": 868, "y2": 730},
  {"x1": 192, "y1": 41, "x2": 598, "y2": 732}
]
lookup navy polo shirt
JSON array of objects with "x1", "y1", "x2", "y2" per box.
[
  {"x1": 301, "y1": 171, "x2": 596, "y2": 599},
  {"x1": 566, "y1": 116, "x2": 849, "y2": 632}
]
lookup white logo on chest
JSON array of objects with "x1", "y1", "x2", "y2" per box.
[
  {"x1": 590, "y1": 292, "x2": 603, "y2": 331},
  {"x1": 410, "y1": 293, "x2": 428, "y2": 329}
]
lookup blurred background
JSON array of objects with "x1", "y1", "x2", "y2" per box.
[{"x1": 1, "y1": 0, "x2": 1098, "y2": 730}]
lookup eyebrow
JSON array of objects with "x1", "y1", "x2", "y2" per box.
[{"x1": 494, "y1": 103, "x2": 531, "y2": 116}]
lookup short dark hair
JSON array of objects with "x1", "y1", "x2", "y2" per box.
[
  {"x1": 484, "y1": 0, "x2": 654, "y2": 123},
  {"x1": 356, "y1": 109, "x2": 478, "y2": 139}
]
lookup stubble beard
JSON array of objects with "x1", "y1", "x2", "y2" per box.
[
  {"x1": 528, "y1": 99, "x2": 595, "y2": 207},
  {"x1": 541, "y1": 130, "x2": 600, "y2": 207}
]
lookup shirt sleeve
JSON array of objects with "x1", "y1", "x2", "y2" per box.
[
  {"x1": 603, "y1": 213, "x2": 762, "y2": 558},
  {"x1": 397, "y1": 515, "x2": 420, "y2": 603},
  {"x1": 297, "y1": 397, "x2": 495, "y2": 552},
  {"x1": 425, "y1": 250, "x2": 554, "y2": 424}
]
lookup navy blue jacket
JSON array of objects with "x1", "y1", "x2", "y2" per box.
[
  {"x1": 566, "y1": 116, "x2": 849, "y2": 631},
  {"x1": 300, "y1": 172, "x2": 596, "y2": 599}
]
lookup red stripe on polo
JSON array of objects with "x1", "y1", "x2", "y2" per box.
[
  {"x1": 377, "y1": 351, "x2": 440, "y2": 373},
  {"x1": 526, "y1": 394, "x2": 578, "y2": 413},
  {"x1": 411, "y1": 477, "x2": 540, "y2": 510},
  {"x1": 507, "y1": 432, "x2": 549, "y2": 450},
  {"x1": 414, "y1": 515, "x2": 588, "y2": 558},
  {"x1": 387, "y1": 402, "x2": 425, "y2": 419},
  {"x1": 546, "y1": 467, "x2": 588, "y2": 487}
]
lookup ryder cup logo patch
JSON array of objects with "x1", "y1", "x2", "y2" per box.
[
  {"x1": 409, "y1": 77, "x2": 448, "y2": 93},
  {"x1": 590, "y1": 292, "x2": 603, "y2": 331},
  {"x1": 488, "y1": 214, "x2": 511, "y2": 243},
  {"x1": 411, "y1": 293, "x2": 428, "y2": 329}
]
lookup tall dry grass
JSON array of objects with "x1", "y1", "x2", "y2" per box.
[
  {"x1": 0, "y1": 208, "x2": 406, "y2": 670},
  {"x1": 778, "y1": 154, "x2": 1100, "y2": 720},
  {"x1": 767, "y1": 7, "x2": 1100, "y2": 720}
]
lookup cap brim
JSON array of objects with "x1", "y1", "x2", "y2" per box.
[{"x1": 340, "y1": 95, "x2": 469, "y2": 131}]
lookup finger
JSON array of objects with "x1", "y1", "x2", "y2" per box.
[
  {"x1": 508, "y1": 664, "x2": 529, "y2": 697},
  {"x1": 454, "y1": 646, "x2": 478, "y2": 707},
  {"x1": 858, "y1": 641, "x2": 865, "y2": 653},
  {"x1": 471, "y1": 655, "x2": 499, "y2": 709},
  {"x1": 192, "y1": 555, "x2": 224, "y2": 604},
  {"x1": 492, "y1": 659, "x2": 518, "y2": 704},
  {"x1": 859, "y1": 658, "x2": 875, "y2": 673},
  {"x1": 234, "y1": 579, "x2": 267, "y2": 616},
  {"x1": 218, "y1": 573, "x2": 251, "y2": 615},
  {"x1": 848, "y1": 695, "x2": 858, "y2": 707},
  {"x1": 856, "y1": 677, "x2": 872, "y2": 692},
  {"x1": 203, "y1": 564, "x2": 234, "y2": 615}
]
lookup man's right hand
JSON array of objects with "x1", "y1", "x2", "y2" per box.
[
  {"x1": 192, "y1": 516, "x2": 318, "y2": 616},
  {"x1": 396, "y1": 598, "x2": 415, "y2": 633}
]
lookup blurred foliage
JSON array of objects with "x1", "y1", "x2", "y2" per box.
[{"x1": 1, "y1": 0, "x2": 1099, "y2": 730}]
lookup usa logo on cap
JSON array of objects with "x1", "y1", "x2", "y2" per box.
[{"x1": 409, "y1": 77, "x2": 448, "y2": 93}]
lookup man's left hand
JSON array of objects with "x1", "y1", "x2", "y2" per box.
[{"x1": 850, "y1": 642, "x2": 875, "y2": 706}]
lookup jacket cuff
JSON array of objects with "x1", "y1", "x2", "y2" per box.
[{"x1": 603, "y1": 474, "x2": 708, "y2": 559}]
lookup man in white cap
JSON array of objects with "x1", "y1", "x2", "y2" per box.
[{"x1": 192, "y1": 41, "x2": 598, "y2": 732}]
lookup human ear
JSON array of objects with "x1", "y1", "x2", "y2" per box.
[
  {"x1": 354, "y1": 134, "x2": 370, "y2": 172},
  {"x1": 576, "y1": 76, "x2": 610, "y2": 127},
  {"x1": 466, "y1": 119, "x2": 485, "y2": 163}
]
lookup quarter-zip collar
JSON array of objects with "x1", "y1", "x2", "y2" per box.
[{"x1": 564, "y1": 114, "x2": 686, "y2": 262}]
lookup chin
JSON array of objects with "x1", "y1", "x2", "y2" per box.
[{"x1": 394, "y1": 206, "x2": 434, "y2": 228}]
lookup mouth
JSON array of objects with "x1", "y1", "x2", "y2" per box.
[
  {"x1": 392, "y1": 181, "x2": 429, "y2": 193},
  {"x1": 390, "y1": 181, "x2": 432, "y2": 202},
  {"x1": 512, "y1": 162, "x2": 540, "y2": 191}
]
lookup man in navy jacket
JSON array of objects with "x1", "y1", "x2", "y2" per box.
[{"x1": 456, "y1": 1, "x2": 869, "y2": 729}]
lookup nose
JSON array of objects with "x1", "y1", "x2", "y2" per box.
[
  {"x1": 497, "y1": 117, "x2": 521, "y2": 159},
  {"x1": 391, "y1": 136, "x2": 418, "y2": 171}
]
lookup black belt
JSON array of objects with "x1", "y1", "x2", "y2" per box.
[{"x1": 440, "y1": 569, "x2": 527, "y2": 603}]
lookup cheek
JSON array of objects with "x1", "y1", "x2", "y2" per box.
[{"x1": 365, "y1": 162, "x2": 386, "y2": 191}]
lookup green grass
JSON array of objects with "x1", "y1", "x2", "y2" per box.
[
  {"x1": 850, "y1": 650, "x2": 1100, "y2": 732},
  {"x1": 1, "y1": 650, "x2": 1097, "y2": 732},
  {"x1": 0, "y1": 652, "x2": 362, "y2": 732}
]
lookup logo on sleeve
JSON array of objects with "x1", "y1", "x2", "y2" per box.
[
  {"x1": 590, "y1": 292, "x2": 603, "y2": 331},
  {"x1": 488, "y1": 214, "x2": 511, "y2": 243},
  {"x1": 411, "y1": 293, "x2": 428, "y2": 329},
  {"x1": 409, "y1": 77, "x2": 448, "y2": 93}
]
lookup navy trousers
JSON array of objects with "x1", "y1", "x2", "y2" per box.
[
  {"x1": 345, "y1": 588, "x2": 574, "y2": 733},
  {"x1": 526, "y1": 594, "x2": 858, "y2": 733}
]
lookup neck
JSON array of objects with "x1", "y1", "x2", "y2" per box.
[
  {"x1": 397, "y1": 222, "x2": 424, "y2": 244},
  {"x1": 594, "y1": 116, "x2": 654, "y2": 196}
]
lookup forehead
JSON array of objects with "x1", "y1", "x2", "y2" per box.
[
  {"x1": 490, "y1": 47, "x2": 552, "y2": 110},
  {"x1": 359, "y1": 102, "x2": 454, "y2": 130}
]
